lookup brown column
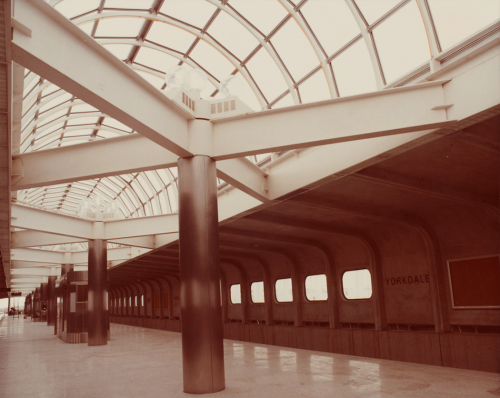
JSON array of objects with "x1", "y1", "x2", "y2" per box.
[
  {"x1": 178, "y1": 155, "x2": 225, "y2": 394},
  {"x1": 47, "y1": 276, "x2": 57, "y2": 326},
  {"x1": 88, "y1": 239, "x2": 108, "y2": 346}
]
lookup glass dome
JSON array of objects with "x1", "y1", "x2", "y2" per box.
[{"x1": 18, "y1": 0, "x2": 499, "y2": 217}]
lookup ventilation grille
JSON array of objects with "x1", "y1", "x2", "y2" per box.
[
  {"x1": 182, "y1": 92, "x2": 195, "y2": 111},
  {"x1": 394, "y1": 67, "x2": 431, "y2": 88},
  {"x1": 211, "y1": 100, "x2": 236, "y2": 115},
  {"x1": 440, "y1": 25, "x2": 500, "y2": 64}
]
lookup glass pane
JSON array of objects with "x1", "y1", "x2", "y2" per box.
[
  {"x1": 103, "y1": 44, "x2": 134, "y2": 61},
  {"x1": 301, "y1": 0, "x2": 360, "y2": 56},
  {"x1": 207, "y1": 11, "x2": 259, "y2": 61},
  {"x1": 245, "y1": 49, "x2": 288, "y2": 103},
  {"x1": 354, "y1": 0, "x2": 402, "y2": 25},
  {"x1": 189, "y1": 40, "x2": 235, "y2": 80},
  {"x1": 271, "y1": 18, "x2": 319, "y2": 82},
  {"x1": 305, "y1": 274, "x2": 328, "y2": 301},
  {"x1": 146, "y1": 22, "x2": 195, "y2": 54},
  {"x1": 251, "y1": 281, "x2": 265, "y2": 303},
  {"x1": 55, "y1": 0, "x2": 101, "y2": 19},
  {"x1": 342, "y1": 269, "x2": 372, "y2": 299},
  {"x1": 95, "y1": 17, "x2": 145, "y2": 38},
  {"x1": 229, "y1": 0, "x2": 288, "y2": 36},
  {"x1": 331, "y1": 39, "x2": 377, "y2": 97},
  {"x1": 275, "y1": 278, "x2": 293, "y2": 303},
  {"x1": 160, "y1": 0, "x2": 216, "y2": 29},
  {"x1": 428, "y1": 0, "x2": 500, "y2": 51},
  {"x1": 372, "y1": 1, "x2": 430, "y2": 83},
  {"x1": 298, "y1": 69, "x2": 331, "y2": 104},
  {"x1": 104, "y1": 0, "x2": 154, "y2": 9},
  {"x1": 230, "y1": 284, "x2": 241, "y2": 304}
]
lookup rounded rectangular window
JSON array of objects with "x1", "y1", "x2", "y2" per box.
[
  {"x1": 141, "y1": 295, "x2": 144, "y2": 306},
  {"x1": 305, "y1": 274, "x2": 328, "y2": 301},
  {"x1": 230, "y1": 284, "x2": 241, "y2": 304},
  {"x1": 275, "y1": 278, "x2": 293, "y2": 302},
  {"x1": 251, "y1": 281, "x2": 265, "y2": 303},
  {"x1": 342, "y1": 269, "x2": 372, "y2": 299}
]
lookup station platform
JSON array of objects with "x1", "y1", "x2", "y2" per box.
[{"x1": 1, "y1": 316, "x2": 498, "y2": 397}]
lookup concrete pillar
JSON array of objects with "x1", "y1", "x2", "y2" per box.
[
  {"x1": 178, "y1": 155, "x2": 225, "y2": 394},
  {"x1": 47, "y1": 276, "x2": 57, "y2": 326},
  {"x1": 88, "y1": 239, "x2": 108, "y2": 346}
]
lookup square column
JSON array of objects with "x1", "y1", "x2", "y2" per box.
[
  {"x1": 178, "y1": 155, "x2": 225, "y2": 394},
  {"x1": 88, "y1": 239, "x2": 108, "y2": 346}
]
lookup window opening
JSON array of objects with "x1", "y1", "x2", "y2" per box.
[
  {"x1": 342, "y1": 269, "x2": 372, "y2": 299},
  {"x1": 230, "y1": 284, "x2": 241, "y2": 304},
  {"x1": 305, "y1": 274, "x2": 328, "y2": 301},
  {"x1": 275, "y1": 278, "x2": 293, "y2": 302},
  {"x1": 251, "y1": 281, "x2": 265, "y2": 303}
]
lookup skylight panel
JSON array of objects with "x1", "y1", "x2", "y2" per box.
[
  {"x1": 373, "y1": 1, "x2": 430, "y2": 83},
  {"x1": 55, "y1": 0, "x2": 101, "y2": 19},
  {"x1": 245, "y1": 48, "x2": 288, "y2": 104},
  {"x1": 135, "y1": 46, "x2": 181, "y2": 73},
  {"x1": 270, "y1": 18, "x2": 319, "y2": 82},
  {"x1": 428, "y1": 0, "x2": 500, "y2": 51},
  {"x1": 354, "y1": 0, "x2": 402, "y2": 25},
  {"x1": 66, "y1": 116, "x2": 100, "y2": 126},
  {"x1": 160, "y1": 0, "x2": 217, "y2": 29},
  {"x1": 102, "y1": 44, "x2": 134, "y2": 61},
  {"x1": 189, "y1": 40, "x2": 235, "y2": 80},
  {"x1": 95, "y1": 17, "x2": 145, "y2": 38},
  {"x1": 301, "y1": 0, "x2": 360, "y2": 56},
  {"x1": 331, "y1": 39, "x2": 377, "y2": 97},
  {"x1": 104, "y1": 0, "x2": 154, "y2": 9},
  {"x1": 207, "y1": 11, "x2": 259, "y2": 61},
  {"x1": 146, "y1": 22, "x2": 196, "y2": 54},
  {"x1": 229, "y1": 0, "x2": 288, "y2": 36},
  {"x1": 271, "y1": 92, "x2": 294, "y2": 109},
  {"x1": 37, "y1": 109, "x2": 68, "y2": 128},
  {"x1": 298, "y1": 70, "x2": 331, "y2": 104}
]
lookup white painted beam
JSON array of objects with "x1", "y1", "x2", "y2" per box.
[
  {"x1": 12, "y1": 230, "x2": 86, "y2": 248},
  {"x1": 216, "y1": 158, "x2": 269, "y2": 202},
  {"x1": 11, "y1": 248, "x2": 64, "y2": 264},
  {"x1": 212, "y1": 81, "x2": 454, "y2": 159},
  {"x1": 12, "y1": 135, "x2": 179, "y2": 190},
  {"x1": 11, "y1": 268, "x2": 59, "y2": 276},
  {"x1": 104, "y1": 213, "x2": 179, "y2": 240},
  {"x1": 12, "y1": 204, "x2": 93, "y2": 239},
  {"x1": 12, "y1": 133, "x2": 269, "y2": 202},
  {"x1": 12, "y1": 0, "x2": 191, "y2": 156}
]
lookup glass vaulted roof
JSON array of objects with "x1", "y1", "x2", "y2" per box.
[{"x1": 17, "y1": 0, "x2": 500, "y2": 218}]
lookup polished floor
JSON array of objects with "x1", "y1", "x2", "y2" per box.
[{"x1": 0, "y1": 316, "x2": 499, "y2": 397}]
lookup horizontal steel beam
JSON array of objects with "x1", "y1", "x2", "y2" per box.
[{"x1": 212, "y1": 81, "x2": 453, "y2": 159}]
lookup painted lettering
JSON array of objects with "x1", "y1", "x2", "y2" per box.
[{"x1": 386, "y1": 274, "x2": 430, "y2": 286}]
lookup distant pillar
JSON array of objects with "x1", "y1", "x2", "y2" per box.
[
  {"x1": 88, "y1": 239, "x2": 108, "y2": 346},
  {"x1": 40, "y1": 283, "x2": 49, "y2": 322},
  {"x1": 47, "y1": 276, "x2": 57, "y2": 326},
  {"x1": 178, "y1": 155, "x2": 225, "y2": 394},
  {"x1": 7, "y1": 296, "x2": 10, "y2": 315}
]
